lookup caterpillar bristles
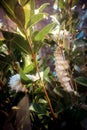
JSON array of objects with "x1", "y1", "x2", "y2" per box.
[{"x1": 54, "y1": 46, "x2": 75, "y2": 93}]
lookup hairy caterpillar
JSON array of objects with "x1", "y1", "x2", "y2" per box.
[{"x1": 54, "y1": 46, "x2": 75, "y2": 93}]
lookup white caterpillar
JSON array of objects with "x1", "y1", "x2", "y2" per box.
[{"x1": 54, "y1": 46, "x2": 74, "y2": 93}]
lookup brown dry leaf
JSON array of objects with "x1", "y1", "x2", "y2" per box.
[{"x1": 15, "y1": 94, "x2": 31, "y2": 130}]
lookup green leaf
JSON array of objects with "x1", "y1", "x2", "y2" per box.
[
  {"x1": 38, "y1": 3, "x2": 50, "y2": 12},
  {"x1": 72, "y1": 0, "x2": 79, "y2": 6},
  {"x1": 58, "y1": 0, "x2": 68, "y2": 9},
  {"x1": 2, "y1": 31, "x2": 31, "y2": 54},
  {"x1": 53, "y1": 88, "x2": 63, "y2": 97},
  {"x1": 75, "y1": 76, "x2": 87, "y2": 87},
  {"x1": 0, "y1": 41, "x2": 3, "y2": 47},
  {"x1": 38, "y1": 99, "x2": 47, "y2": 104},
  {"x1": 13, "y1": 36, "x2": 31, "y2": 54},
  {"x1": 58, "y1": 0, "x2": 79, "y2": 9},
  {"x1": 0, "y1": 0, "x2": 17, "y2": 19},
  {"x1": 1, "y1": 30, "x2": 15, "y2": 40},
  {"x1": 30, "y1": 0, "x2": 35, "y2": 16},
  {"x1": 32, "y1": 31, "x2": 44, "y2": 52},
  {"x1": 27, "y1": 13, "x2": 47, "y2": 28},
  {"x1": 74, "y1": 65, "x2": 81, "y2": 72},
  {"x1": 24, "y1": 62, "x2": 35, "y2": 74},
  {"x1": 0, "y1": 0, "x2": 26, "y2": 29},
  {"x1": 19, "y1": 68, "x2": 32, "y2": 84},
  {"x1": 34, "y1": 41, "x2": 43, "y2": 53},
  {"x1": 24, "y1": 6, "x2": 30, "y2": 28},
  {"x1": 14, "y1": 3, "x2": 25, "y2": 27},
  {"x1": 34, "y1": 22, "x2": 55, "y2": 41},
  {"x1": 43, "y1": 67, "x2": 51, "y2": 83},
  {"x1": 29, "y1": 103, "x2": 47, "y2": 115},
  {"x1": 18, "y1": 0, "x2": 30, "y2": 6},
  {"x1": 43, "y1": 67, "x2": 50, "y2": 78}
]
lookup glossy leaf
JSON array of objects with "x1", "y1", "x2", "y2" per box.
[
  {"x1": 34, "y1": 22, "x2": 55, "y2": 41},
  {"x1": 0, "y1": 0, "x2": 17, "y2": 18},
  {"x1": 38, "y1": 99, "x2": 47, "y2": 104},
  {"x1": 74, "y1": 65, "x2": 81, "y2": 72},
  {"x1": 24, "y1": 62, "x2": 35, "y2": 74},
  {"x1": 30, "y1": 0, "x2": 35, "y2": 16},
  {"x1": 38, "y1": 3, "x2": 50, "y2": 12},
  {"x1": 34, "y1": 41, "x2": 43, "y2": 53},
  {"x1": 75, "y1": 77, "x2": 87, "y2": 87},
  {"x1": 24, "y1": 5, "x2": 31, "y2": 28},
  {"x1": 43, "y1": 67, "x2": 51, "y2": 84},
  {"x1": 27, "y1": 13, "x2": 47, "y2": 28},
  {"x1": 2, "y1": 31, "x2": 31, "y2": 54},
  {"x1": 29, "y1": 103, "x2": 47, "y2": 115},
  {"x1": 19, "y1": 68, "x2": 32, "y2": 84},
  {"x1": 43, "y1": 67, "x2": 50, "y2": 78},
  {"x1": 18, "y1": 0, "x2": 30, "y2": 6},
  {"x1": 14, "y1": 3, "x2": 25, "y2": 27}
]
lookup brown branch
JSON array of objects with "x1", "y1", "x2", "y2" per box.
[
  {"x1": 24, "y1": 30, "x2": 57, "y2": 118},
  {"x1": 33, "y1": 54, "x2": 57, "y2": 119},
  {"x1": 40, "y1": 81, "x2": 57, "y2": 118}
]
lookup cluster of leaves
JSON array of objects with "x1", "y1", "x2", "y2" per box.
[
  {"x1": 0, "y1": 0, "x2": 57, "y2": 129},
  {"x1": 0, "y1": 0, "x2": 87, "y2": 130}
]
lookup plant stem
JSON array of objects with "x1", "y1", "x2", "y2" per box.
[
  {"x1": 33, "y1": 54, "x2": 57, "y2": 118},
  {"x1": 24, "y1": 30, "x2": 57, "y2": 118}
]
